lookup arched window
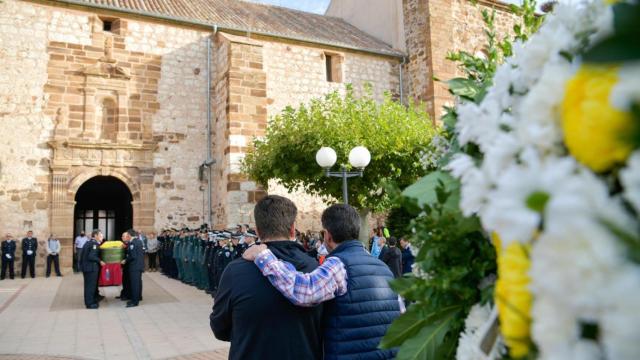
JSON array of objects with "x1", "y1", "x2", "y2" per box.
[{"x1": 97, "y1": 97, "x2": 118, "y2": 140}]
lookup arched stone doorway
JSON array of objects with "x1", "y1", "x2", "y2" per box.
[{"x1": 74, "y1": 176, "x2": 133, "y2": 240}]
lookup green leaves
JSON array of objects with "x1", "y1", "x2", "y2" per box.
[
  {"x1": 392, "y1": 307, "x2": 460, "y2": 360},
  {"x1": 379, "y1": 1, "x2": 543, "y2": 357},
  {"x1": 525, "y1": 191, "x2": 550, "y2": 213},
  {"x1": 447, "y1": 78, "x2": 482, "y2": 101},
  {"x1": 242, "y1": 87, "x2": 437, "y2": 211},
  {"x1": 402, "y1": 171, "x2": 460, "y2": 213},
  {"x1": 380, "y1": 305, "x2": 461, "y2": 350},
  {"x1": 584, "y1": 2, "x2": 640, "y2": 63}
]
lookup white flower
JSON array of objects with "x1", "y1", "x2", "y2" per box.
[
  {"x1": 456, "y1": 303, "x2": 498, "y2": 360},
  {"x1": 531, "y1": 217, "x2": 628, "y2": 312},
  {"x1": 620, "y1": 151, "x2": 640, "y2": 214},
  {"x1": 515, "y1": 61, "x2": 574, "y2": 152},
  {"x1": 465, "y1": 303, "x2": 492, "y2": 331},
  {"x1": 480, "y1": 151, "x2": 579, "y2": 244},
  {"x1": 600, "y1": 267, "x2": 640, "y2": 360}
]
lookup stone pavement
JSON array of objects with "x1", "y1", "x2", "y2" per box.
[{"x1": 0, "y1": 273, "x2": 230, "y2": 359}]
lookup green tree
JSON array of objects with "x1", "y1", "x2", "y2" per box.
[{"x1": 242, "y1": 86, "x2": 437, "y2": 240}]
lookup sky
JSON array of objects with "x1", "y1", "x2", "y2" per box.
[{"x1": 246, "y1": 0, "x2": 331, "y2": 14}]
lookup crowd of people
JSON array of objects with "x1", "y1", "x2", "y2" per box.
[{"x1": 154, "y1": 222, "x2": 414, "y2": 299}]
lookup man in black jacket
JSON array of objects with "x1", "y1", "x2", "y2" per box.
[
  {"x1": 21, "y1": 231, "x2": 37, "y2": 278},
  {"x1": 380, "y1": 237, "x2": 403, "y2": 278},
  {"x1": 117, "y1": 232, "x2": 131, "y2": 301},
  {"x1": 210, "y1": 195, "x2": 322, "y2": 360},
  {"x1": 1, "y1": 233, "x2": 17, "y2": 280},
  {"x1": 81, "y1": 230, "x2": 105, "y2": 309},
  {"x1": 123, "y1": 229, "x2": 144, "y2": 308}
]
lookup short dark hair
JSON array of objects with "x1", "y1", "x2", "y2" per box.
[
  {"x1": 321, "y1": 204, "x2": 360, "y2": 243},
  {"x1": 254, "y1": 195, "x2": 297, "y2": 240},
  {"x1": 388, "y1": 236, "x2": 397, "y2": 247},
  {"x1": 127, "y1": 229, "x2": 137, "y2": 237},
  {"x1": 91, "y1": 229, "x2": 102, "y2": 238}
]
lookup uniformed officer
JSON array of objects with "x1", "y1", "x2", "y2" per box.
[
  {"x1": 230, "y1": 233, "x2": 242, "y2": 258},
  {"x1": 1, "y1": 233, "x2": 17, "y2": 280},
  {"x1": 205, "y1": 232, "x2": 219, "y2": 294},
  {"x1": 118, "y1": 232, "x2": 131, "y2": 301},
  {"x1": 123, "y1": 229, "x2": 145, "y2": 308},
  {"x1": 197, "y1": 231, "x2": 209, "y2": 290},
  {"x1": 21, "y1": 231, "x2": 38, "y2": 278},
  {"x1": 173, "y1": 231, "x2": 183, "y2": 281},
  {"x1": 81, "y1": 229, "x2": 105, "y2": 309},
  {"x1": 210, "y1": 233, "x2": 234, "y2": 297}
]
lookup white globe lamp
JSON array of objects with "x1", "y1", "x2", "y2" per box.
[
  {"x1": 315, "y1": 147, "x2": 337, "y2": 168},
  {"x1": 348, "y1": 146, "x2": 371, "y2": 169}
]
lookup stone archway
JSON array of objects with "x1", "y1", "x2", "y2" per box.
[
  {"x1": 49, "y1": 166, "x2": 155, "y2": 272},
  {"x1": 74, "y1": 176, "x2": 133, "y2": 241}
]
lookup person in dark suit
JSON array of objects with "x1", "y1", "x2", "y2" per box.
[
  {"x1": 400, "y1": 237, "x2": 415, "y2": 274},
  {"x1": 380, "y1": 237, "x2": 403, "y2": 278},
  {"x1": 123, "y1": 229, "x2": 144, "y2": 308},
  {"x1": 81, "y1": 229, "x2": 105, "y2": 309},
  {"x1": 117, "y1": 231, "x2": 131, "y2": 301},
  {"x1": 21, "y1": 231, "x2": 37, "y2": 278},
  {"x1": 1, "y1": 233, "x2": 17, "y2": 280}
]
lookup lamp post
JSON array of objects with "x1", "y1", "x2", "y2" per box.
[{"x1": 315, "y1": 146, "x2": 371, "y2": 205}]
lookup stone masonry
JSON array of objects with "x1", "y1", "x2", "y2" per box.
[{"x1": 403, "y1": 0, "x2": 517, "y2": 120}]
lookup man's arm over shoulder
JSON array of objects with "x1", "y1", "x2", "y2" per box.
[
  {"x1": 210, "y1": 263, "x2": 234, "y2": 341},
  {"x1": 253, "y1": 249, "x2": 348, "y2": 307}
]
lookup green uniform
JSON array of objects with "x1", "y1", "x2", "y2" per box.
[{"x1": 173, "y1": 236, "x2": 183, "y2": 281}]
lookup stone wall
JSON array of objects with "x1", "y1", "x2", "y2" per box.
[
  {"x1": 0, "y1": 0, "x2": 212, "y2": 273},
  {"x1": 0, "y1": 0, "x2": 60, "y2": 275},
  {"x1": 403, "y1": 0, "x2": 517, "y2": 120},
  {"x1": 122, "y1": 19, "x2": 212, "y2": 229}
]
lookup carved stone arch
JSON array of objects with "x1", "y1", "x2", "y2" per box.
[{"x1": 68, "y1": 168, "x2": 138, "y2": 197}]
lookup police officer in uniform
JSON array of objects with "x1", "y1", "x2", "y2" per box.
[
  {"x1": 21, "y1": 231, "x2": 38, "y2": 278},
  {"x1": 117, "y1": 232, "x2": 131, "y2": 301},
  {"x1": 123, "y1": 229, "x2": 145, "y2": 307},
  {"x1": 210, "y1": 233, "x2": 234, "y2": 297},
  {"x1": 1, "y1": 233, "x2": 17, "y2": 280},
  {"x1": 81, "y1": 229, "x2": 105, "y2": 309}
]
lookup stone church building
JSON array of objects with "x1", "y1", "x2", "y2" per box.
[{"x1": 0, "y1": 0, "x2": 514, "y2": 272}]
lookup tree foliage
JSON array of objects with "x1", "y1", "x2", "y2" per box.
[{"x1": 242, "y1": 86, "x2": 437, "y2": 211}]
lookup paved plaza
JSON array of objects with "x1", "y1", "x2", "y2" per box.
[{"x1": 0, "y1": 273, "x2": 230, "y2": 359}]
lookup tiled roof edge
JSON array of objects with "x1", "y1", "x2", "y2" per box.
[{"x1": 33, "y1": 0, "x2": 406, "y2": 58}]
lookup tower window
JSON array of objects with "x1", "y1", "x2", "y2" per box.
[
  {"x1": 103, "y1": 20, "x2": 113, "y2": 32},
  {"x1": 325, "y1": 53, "x2": 343, "y2": 83}
]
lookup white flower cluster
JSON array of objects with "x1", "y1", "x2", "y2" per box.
[
  {"x1": 419, "y1": 135, "x2": 451, "y2": 170},
  {"x1": 448, "y1": 1, "x2": 640, "y2": 359},
  {"x1": 456, "y1": 303, "x2": 501, "y2": 360}
]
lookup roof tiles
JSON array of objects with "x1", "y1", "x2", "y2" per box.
[{"x1": 60, "y1": 0, "x2": 404, "y2": 57}]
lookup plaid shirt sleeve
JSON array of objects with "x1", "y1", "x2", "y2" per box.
[{"x1": 254, "y1": 249, "x2": 348, "y2": 307}]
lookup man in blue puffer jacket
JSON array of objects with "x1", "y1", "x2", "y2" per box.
[{"x1": 244, "y1": 204, "x2": 401, "y2": 359}]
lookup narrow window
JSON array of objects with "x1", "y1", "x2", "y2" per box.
[
  {"x1": 324, "y1": 53, "x2": 343, "y2": 83},
  {"x1": 325, "y1": 54, "x2": 333, "y2": 82},
  {"x1": 103, "y1": 20, "x2": 113, "y2": 32}
]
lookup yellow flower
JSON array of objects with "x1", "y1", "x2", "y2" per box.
[
  {"x1": 100, "y1": 241, "x2": 124, "y2": 249},
  {"x1": 493, "y1": 234, "x2": 532, "y2": 358},
  {"x1": 561, "y1": 65, "x2": 634, "y2": 172}
]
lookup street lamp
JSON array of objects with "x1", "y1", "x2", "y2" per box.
[{"x1": 315, "y1": 146, "x2": 371, "y2": 205}]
